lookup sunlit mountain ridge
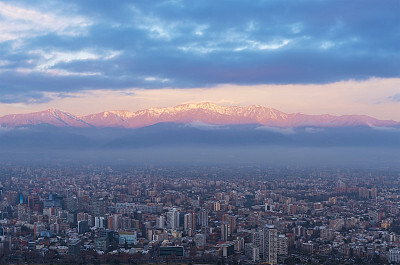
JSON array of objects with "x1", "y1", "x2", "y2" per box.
[{"x1": 1, "y1": 102, "x2": 398, "y2": 128}]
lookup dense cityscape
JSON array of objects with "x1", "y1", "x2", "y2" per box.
[
  {"x1": 0, "y1": 164, "x2": 399, "y2": 264},
  {"x1": 0, "y1": 0, "x2": 398, "y2": 264}
]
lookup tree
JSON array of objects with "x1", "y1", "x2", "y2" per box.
[{"x1": 285, "y1": 257, "x2": 301, "y2": 265}]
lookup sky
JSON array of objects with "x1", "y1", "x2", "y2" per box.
[{"x1": 0, "y1": 0, "x2": 399, "y2": 120}]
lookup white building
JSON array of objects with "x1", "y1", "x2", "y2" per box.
[
  {"x1": 197, "y1": 208, "x2": 209, "y2": 227},
  {"x1": 94, "y1": 216, "x2": 106, "y2": 228},
  {"x1": 251, "y1": 224, "x2": 278, "y2": 264},
  {"x1": 245, "y1": 243, "x2": 260, "y2": 262},
  {"x1": 167, "y1": 208, "x2": 179, "y2": 229},
  {"x1": 156, "y1": 216, "x2": 165, "y2": 229},
  {"x1": 221, "y1": 222, "x2": 229, "y2": 241},
  {"x1": 389, "y1": 248, "x2": 400, "y2": 263},
  {"x1": 194, "y1": 233, "x2": 206, "y2": 247},
  {"x1": 277, "y1": 234, "x2": 288, "y2": 256}
]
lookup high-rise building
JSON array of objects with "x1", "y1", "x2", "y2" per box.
[
  {"x1": 167, "y1": 208, "x2": 179, "y2": 229},
  {"x1": 77, "y1": 212, "x2": 89, "y2": 222},
  {"x1": 143, "y1": 221, "x2": 152, "y2": 239},
  {"x1": 359, "y1": 187, "x2": 370, "y2": 199},
  {"x1": 227, "y1": 215, "x2": 237, "y2": 235},
  {"x1": 50, "y1": 223, "x2": 60, "y2": 234},
  {"x1": 389, "y1": 249, "x2": 400, "y2": 263},
  {"x1": 233, "y1": 237, "x2": 245, "y2": 252},
  {"x1": 28, "y1": 195, "x2": 41, "y2": 212},
  {"x1": 156, "y1": 216, "x2": 165, "y2": 229},
  {"x1": 90, "y1": 198, "x2": 107, "y2": 216},
  {"x1": 277, "y1": 234, "x2": 288, "y2": 256},
  {"x1": 370, "y1": 187, "x2": 378, "y2": 199},
  {"x1": 214, "y1": 202, "x2": 220, "y2": 211},
  {"x1": 68, "y1": 239, "x2": 81, "y2": 255},
  {"x1": 194, "y1": 233, "x2": 206, "y2": 247},
  {"x1": 248, "y1": 212, "x2": 260, "y2": 228},
  {"x1": 251, "y1": 224, "x2": 278, "y2": 264},
  {"x1": 184, "y1": 213, "x2": 196, "y2": 231},
  {"x1": 198, "y1": 209, "x2": 209, "y2": 227},
  {"x1": 107, "y1": 214, "x2": 121, "y2": 231},
  {"x1": 95, "y1": 216, "x2": 106, "y2": 228},
  {"x1": 221, "y1": 222, "x2": 229, "y2": 241},
  {"x1": 245, "y1": 243, "x2": 260, "y2": 262},
  {"x1": 78, "y1": 220, "x2": 89, "y2": 234},
  {"x1": 118, "y1": 231, "x2": 137, "y2": 246},
  {"x1": 7, "y1": 191, "x2": 19, "y2": 206},
  {"x1": 65, "y1": 197, "x2": 78, "y2": 213},
  {"x1": 265, "y1": 203, "x2": 274, "y2": 212},
  {"x1": 221, "y1": 242, "x2": 235, "y2": 257}
]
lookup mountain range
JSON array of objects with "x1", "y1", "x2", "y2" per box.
[
  {"x1": 0, "y1": 102, "x2": 398, "y2": 128},
  {"x1": 1, "y1": 103, "x2": 399, "y2": 166},
  {"x1": 0, "y1": 102, "x2": 400, "y2": 165}
]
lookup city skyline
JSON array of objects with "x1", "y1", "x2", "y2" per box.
[{"x1": 1, "y1": 2, "x2": 400, "y2": 263}]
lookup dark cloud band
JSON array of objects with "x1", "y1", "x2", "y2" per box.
[{"x1": 0, "y1": 0, "x2": 399, "y2": 103}]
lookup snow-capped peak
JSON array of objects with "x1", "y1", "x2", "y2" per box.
[{"x1": 0, "y1": 103, "x2": 398, "y2": 129}]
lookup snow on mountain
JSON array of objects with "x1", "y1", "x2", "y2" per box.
[
  {"x1": 0, "y1": 103, "x2": 398, "y2": 129},
  {"x1": 0, "y1": 108, "x2": 91, "y2": 128}
]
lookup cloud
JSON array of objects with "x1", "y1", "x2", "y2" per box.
[
  {"x1": 255, "y1": 126, "x2": 295, "y2": 135},
  {"x1": 0, "y1": 2, "x2": 91, "y2": 43},
  {"x1": 144, "y1": 76, "x2": 170, "y2": 83},
  {"x1": 305, "y1": 127, "x2": 324, "y2": 133},
  {"x1": 389, "y1": 94, "x2": 400, "y2": 102},
  {"x1": 369, "y1": 126, "x2": 400, "y2": 132},
  {"x1": 0, "y1": 127, "x2": 12, "y2": 134},
  {"x1": 0, "y1": 0, "x2": 399, "y2": 105},
  {"x1": 27, "y1": 49, "x2": 121, "y2": 76},
  {"x1": 0, "y1": 126, "x2": 28, "y2": 134},
  {"x1": 184, "y1": 121, "x2": 224, "y2": 130},
  {"x1": 0, "y1": 91, "x2": 53, "y2": 104}
]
